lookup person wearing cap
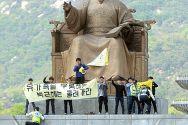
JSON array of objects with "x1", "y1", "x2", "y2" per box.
[
  {"x1": 63, "y1": 77, "x2": 73, "y2": 115},
  {"x1": 25, "y1": 107, "x2": 44, "y2": 125},
  {"x1": 25, "y1": 78, "x2": 36, "y2": 115},
  {"x1": 126, "y1": 77, "x2": 135, "y2": 114},
  {"x1": 73, "y1": 58, "x2": 89, "y2": 84},
  {"x1": 128, "y1": 80, "x2": 141, "y2": 114},
  {"x1": 98, "y1": 76, "x2": 108, "y2": 115},
  {"x1": 148, "y1": 76, "x2": 158, "y2": 114},
  {"x1": 43, "y1": 75, "x2": 55, "y2": 115},
  {"x1": 138, "y1": 87, "x2": 155, "y2": 114},
  {"x1": 111, "y1": 76, "x2": 127, "y2": 114}
]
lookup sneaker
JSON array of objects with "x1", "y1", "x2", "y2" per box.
[
  {"x1": 98, "y1": 112, "x2": 101, "y2": 115},
  {"x1": 154, "y1": 112, "x2": 158, "y2": 114},
  {"x1": 71, "y1": 113, "x2": 73, "y2": 115},
  {"x1": 52, "y1": 113, "x2": 55, "y2": 115},
  {"x1": 44, "y1": 113, "x2": 48, "y2": 115},
  {"x1": 105, "y1": 112, "x2": 108, "y2": 115},
  {"x1": 64, "y1": 113, "x2": 67, "y2": 115},
  {"x1": 145, "y1": 111, "x2": 150, "y2": 114},
  {"x1": 133, "y1": 113, "x2": 136, "y2": 115}
]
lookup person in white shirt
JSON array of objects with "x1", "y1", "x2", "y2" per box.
[
  {"x1": 138, "y1": 87, "x2": 155, "y2": 114},
  {"x1": 98, "y1": 76, "x2": 108, "y2": 115}
]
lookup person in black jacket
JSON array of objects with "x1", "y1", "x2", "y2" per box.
[
  {"x1": 111, "y1": 76, "x2": 127, "y2": 114},
  {"x1": 43, "y1": 75, "x2": 55, "y2": 115},
  {"x1": 148, "y1": 76, "x2": 158, "y2": 114}
]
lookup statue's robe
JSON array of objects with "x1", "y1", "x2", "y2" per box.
[{"x1": 62, "y1": 0, "x2": 136, "y2": 80}]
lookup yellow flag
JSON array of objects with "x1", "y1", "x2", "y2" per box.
[
  {"x1": 87, "y1": 48, "x2": 108, "y2": 67},
  {"x1": 137, "y1": 80, "x2": 153, "y2": 91}
]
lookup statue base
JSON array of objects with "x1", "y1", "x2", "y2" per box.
[{"x1": 27, "y1": 96, "x2": 168, "y2": 115}]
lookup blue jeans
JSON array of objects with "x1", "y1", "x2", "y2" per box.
[
  {"x1": 127, "y1": 96, "x2": 135, "y2": 114},
  {"x1": 115, "y1": 97, "x2": 124, "y2": 114}
]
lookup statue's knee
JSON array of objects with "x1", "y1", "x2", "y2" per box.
[{"x1": 72, "y1": 36, "x2": 83, "y2": 45}]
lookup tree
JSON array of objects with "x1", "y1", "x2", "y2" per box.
[{"x1": 10, "y1": 103, "x2": 25, "y2": 115}]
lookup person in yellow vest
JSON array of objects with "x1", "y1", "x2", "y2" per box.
[
  {"x1": 138, "y1": 87, "x2": 155, "y2": 114},
  {"x1": 128, "y1": 80, "x2": 141, "y2": 114},
  {"x1": 25, "y1": 107, "x2": 44, "y2": 125}
]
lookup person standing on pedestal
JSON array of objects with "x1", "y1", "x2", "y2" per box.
[
  {"x1": 111, "y1": 76, "x2": 127, "y2": 114},
  {"x1": 43, "y1": 75, "x2": 55, "y2": 115},
  {"x1": 62, "y1": 76, "x2": 73, "y2": 115},
  {"x1": 148, "y1": 76, "x2": 158, "y2": 114},
  {"x1": 128, "y1": 80, "x2": 141, "y2": 114},
  {"x1": 98, "y1": 76, "x2": 108, "y2": 115},
  {"x1": 126, "y1": 77, "x2": 135, "y2": 114},
  {"x1": 25, "y1": 78, "x2": 36, "y2": 115},
  {"x1": 73, "y1": 58, "x2": 89, "y2": 84}
]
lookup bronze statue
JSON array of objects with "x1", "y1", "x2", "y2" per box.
[{"x1": 60, "y1": 0, "x2": 154, "y2": 81}]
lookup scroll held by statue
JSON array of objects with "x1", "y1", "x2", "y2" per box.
[
  {"x1": 24, "y1": 78, "x2": 98, "y2": 102},
  {"x1": 87, "y1": 48, "x2": 108, "y2": 67}
]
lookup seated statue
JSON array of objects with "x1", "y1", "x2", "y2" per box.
[{"x1": 62, "y1": 0, "x2": 143, "y2": 81}]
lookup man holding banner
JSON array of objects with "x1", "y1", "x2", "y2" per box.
[
  {"x1": 74, "y1": 58, "x2": 89, "y2": 84},
  {"x1": 111, "y1": 76, "x2": 127, "y2": 114},
  {"x1": 62, "y1": 76, "x2": 73, "y2": 115},
  {"x1": 43, "y1": 75, "x2": 55, "y2": 115},
  {"x1": 25, "y1": 78, "x2": 36, "y2": 115}
]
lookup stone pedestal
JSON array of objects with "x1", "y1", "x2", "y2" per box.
[
  {"x1": 27, "y1": 96, "x2": 168, "y2": 115},
  {"x1": 1, "y1": 114, "x2": 188, "y2": 125}
]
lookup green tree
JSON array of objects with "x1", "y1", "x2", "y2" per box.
[{"x1": 10, "y1": 103, "x2": 25, "y2": 115}]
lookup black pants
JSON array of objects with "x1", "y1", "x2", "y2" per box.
[
  {"x1": 64, "y1": 100, "x2": 73, "y2": 113},
  {"x1": 115, "y1": 97, "x2": 124, "y2": 114},
  {"x1": 99, "y1": 96, "x2": 108, "y2": 113},
  {"x1": 140, "y1": 95, "x2": 151, "y2": 113},
  {"x1": 150, "y1": 96, "x2": 157, "y2": 112},
  {"x1": 25, "y1": 99, "x2": 35, "y2": 114},
  {"x1": 25, "y1": 121, "x2": 39, "y2": 125},
  {"x1": 128, "y1": 96, "x2": 141, "y2": 114},
  {"x1": 46, "y1": 99, "x2": 55, "y2": 113},
  {"x1": 75, "y1": 77, "x2": 85, "y2": 84}
]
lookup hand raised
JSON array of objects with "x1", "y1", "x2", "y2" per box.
[{"x1": 63, "y1": 1, "x2": 72, "y2": 12}]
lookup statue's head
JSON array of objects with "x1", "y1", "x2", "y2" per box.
[{"x1": 98, "y1": 0, "x2": 104, "y2": 4}]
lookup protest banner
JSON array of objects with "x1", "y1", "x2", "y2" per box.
[{"x1": 24, "y1": 78, "x2": 98, "y2": 102}]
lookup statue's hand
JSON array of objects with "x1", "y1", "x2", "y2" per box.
[{"x1": 63, "y1": 1, "x2": 72, "y2": 12}]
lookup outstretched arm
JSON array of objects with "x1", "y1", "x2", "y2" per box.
[
  {"x1": 26, "y1": 112, "x2": 33, "y2": 117},
  {"x1": 63, "y1": 1, "x2": 88, "y2": 33},
  {"x1": 153, "y1": 82, "x2": 158, "y2": 87},
  {"x1": 111, "y1": 80, "x2": 117, "y2": 87},
  {"x1": 43, "y1": 76, "x2": 50, "y2": 84}
]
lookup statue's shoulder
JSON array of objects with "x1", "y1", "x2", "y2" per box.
[
  {"x1": 110, "y1": 0, "x2": 128, "y2": 9},
  {"x1": 76, "y1": 0, "x2": 90, "y2": 8}
]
